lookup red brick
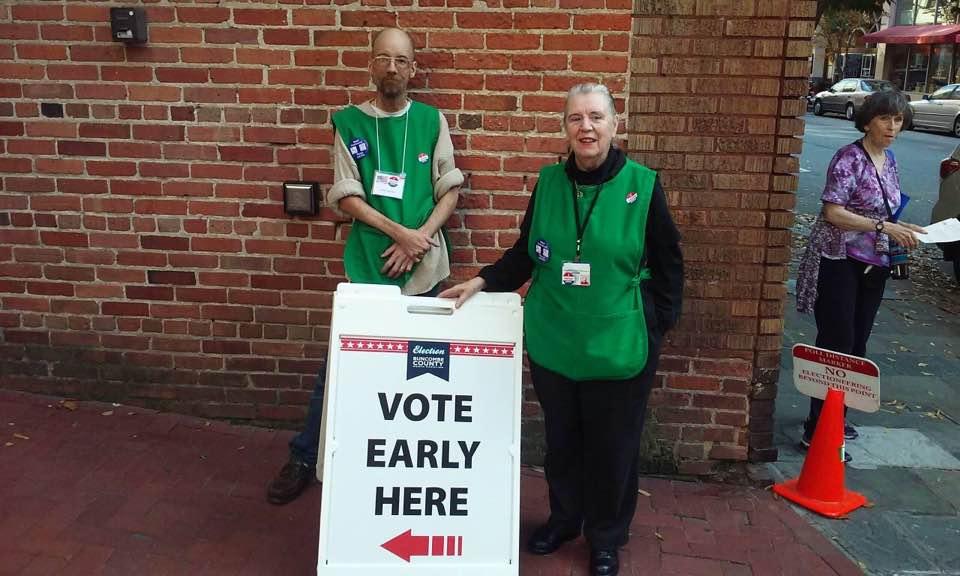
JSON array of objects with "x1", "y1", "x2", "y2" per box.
[
  {"x1": 41, "y1": 24, "x2": 92, "y2": 41},
  {"x1": 56, "y1": 140, "x2": 105, "y2": 157},
  {"x1": 150, "y1": 26, "x2": 202, "y2": 43},
  {"x1": 102, "y1": 301, "x2": 149, "y2": 316},
  {"x1": 341, "y1": 10, "x2": 398, "y2": 28},
  {"x1": 131, "y1": 125, "x2": 184, "y2": 142},
  {"x1": 176, "y1": 7, "x2": 229, "y2": 23},
  {"x1": 314, "y1": 30, "x2": 370, "y2": 46},
  {"x1": 263, "y1": 28, "x2": 310, "y2": 46},
  {"x1": 12, "y1": 4, "x2": 64, "y2": 20},
  {"x1": 512, "y1": 54, "x2": 568, "y2": 71},
  {"x1": 181, "y1": 47, "x2": 234, "y2": 64},
  {"x1": 292, "y1": 9, "x2": 336, "y2": 26},
  {"x1": 457, "y1": 12, "x2": 512, "y2": 28},
  {"x1": 234, "y1": 8, "x2": 287, "y2": 25}
]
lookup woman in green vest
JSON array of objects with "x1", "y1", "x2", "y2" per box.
[{"x1": 440, "y1": 83, "x2": 684, "y2": 576}]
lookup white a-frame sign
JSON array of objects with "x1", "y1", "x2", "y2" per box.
[{"x1": 317, "y1": 284, "x2": 523, "y2": 576}]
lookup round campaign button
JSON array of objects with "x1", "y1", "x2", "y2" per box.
[{"x1": 534, "y1": 239, "x2": 550, "y2": 263}]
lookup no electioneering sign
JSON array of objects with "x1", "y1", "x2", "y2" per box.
[
  {"x1": 792, "y1": 344, "x2": 880, "y2": 413},
  {"x1": 316, "y1": 285, "x2": 523, "y2": 576}
]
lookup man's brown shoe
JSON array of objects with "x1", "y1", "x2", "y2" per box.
[{"x1": 267, "y1": 456, "x2": 315, "y2": 505}]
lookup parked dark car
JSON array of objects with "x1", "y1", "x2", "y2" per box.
[{"x1": 812, "y1": 79, "x2": 903, "y2": 120}]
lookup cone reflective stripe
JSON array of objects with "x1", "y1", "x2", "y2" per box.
[{"x1": 773, "y1": 388, "x2": 868, "y2": 518}]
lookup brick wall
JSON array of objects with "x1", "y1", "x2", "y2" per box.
[
  {"x1": 629, "y1": 0, "x2": 815, "y2": 472},
  {"x1": 0, "y1": 0, "x2": 813, "y2": 474}
]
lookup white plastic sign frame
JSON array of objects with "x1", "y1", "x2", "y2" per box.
[
  {"x1": 792, "y1": 343, "x2": 880, "y2": 413},
  {"x1": 316, "y1": 284, "x2": 523, "y2": 576}
]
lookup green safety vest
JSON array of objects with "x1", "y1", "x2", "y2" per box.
[
  {"x1": 332, "y1": 101, "x2": 442, "y2": 288},
  {"x1": 524, "y1": 160, "x2": 657, "y2": 381}
]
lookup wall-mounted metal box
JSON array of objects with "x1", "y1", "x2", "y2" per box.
[{"x1": 110, "y1": 7, "x2": 148, "y2": 44}]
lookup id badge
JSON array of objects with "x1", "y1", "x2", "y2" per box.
[
  {"x1": 371, "y1": 170, "x2": 405, "y2": 200},
  {"x1": 561, "y1": 262, "x2": 591, "y2": 287}
]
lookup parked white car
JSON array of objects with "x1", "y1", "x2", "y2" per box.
[
  {"x1": 934, "y1": 144, "x2": 960, "y2": 284},
  {"x1": 909, "y1": 84, "x2": 960, "y2": 137}
]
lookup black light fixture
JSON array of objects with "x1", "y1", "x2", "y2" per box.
[
  {"x1": 283, "y1": 181, "x2": 319, "y2": 216},
  {"x1": 110, "y1": 7, "x2": 148, "y2": 44}
]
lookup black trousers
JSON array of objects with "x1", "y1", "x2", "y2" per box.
[
  {"x1": 806, "y1": 257, "x2": 888, "y2": 434},
  {"x1": 530, "y1": 344, "x2": 660, "y2": 549}
]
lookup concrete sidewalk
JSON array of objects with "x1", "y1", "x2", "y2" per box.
[
  {"x1": 773, "y1": 273, "x2": 960, "y2": 575},
  {"x1": 0, "y1": 389, "x2": 863, "y2": 576}
]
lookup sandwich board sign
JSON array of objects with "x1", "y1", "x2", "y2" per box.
[
  {"x1": 792, "y1": 344, "x2": 880, "y2": 413},
  {"x1": 316, "y1": 284, "x2": 523, "y2": 575}
]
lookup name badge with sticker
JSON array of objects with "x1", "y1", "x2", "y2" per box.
[
  {"x1": 371, "y1": 170, "x2": 405, "y2": 200},
  {"x1": 561, "y1": 262, "x2": 591, "y2": 287}
]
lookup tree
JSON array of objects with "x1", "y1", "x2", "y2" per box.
[
  {"x1": 816, "y1": 0, "x2": 886, "y2": 27},
  {"x1": 938, "y1": 0, "x2": 960, "y2": 23},
  {"x1": 816, "y1": 7, "x2": 884, "y2": 79}
]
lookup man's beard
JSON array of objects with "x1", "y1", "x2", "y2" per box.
[{"x1": 378, "y1": 78, "x2": 403, "y2": 99}]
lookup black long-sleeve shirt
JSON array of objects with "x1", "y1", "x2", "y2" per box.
[{"x1": 478, "y1": 148, "x2": 684, "y2": 336}]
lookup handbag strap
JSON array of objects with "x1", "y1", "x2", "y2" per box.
[{"x1": 855, "y1": 139, "x2": 896, "y2": 222}]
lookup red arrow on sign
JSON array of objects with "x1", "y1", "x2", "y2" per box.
[{"x1": 381, "y1": 529, "x2": 463, "y2": 562}]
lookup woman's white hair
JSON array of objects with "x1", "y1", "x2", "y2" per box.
[{"x1": 564, "y1": 83, "x2": 617, "y2": 127}]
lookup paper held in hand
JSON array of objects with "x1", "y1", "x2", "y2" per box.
[{"x1": 917, "y1": 217, "x2": 960, "y2": 244}]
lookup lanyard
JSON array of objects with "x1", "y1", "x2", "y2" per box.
[
  {"x1": 374, "y1": 107, "x2": 409, "y2": 174},
  {"x1": 856, "y1": 140, "x2": 897, "y2": 221},
  {"x1": 571, "y1": 181, "x2": 603, "y2": 262}
]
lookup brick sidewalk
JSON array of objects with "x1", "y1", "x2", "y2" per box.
[{"x1": 0, "y1": 391, "x2": 862, "y2": 575}]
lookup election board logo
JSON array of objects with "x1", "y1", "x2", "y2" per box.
[
  {"x1": 534, "y1": 239, "x2": 550, "y2": 263},
  {"x1": 562, "y1": 270, "x2": 575, "y2": 285},
  {"x1": 417, "y1": 152, "x2": 429, "y2": 164},
  {"x1": 388, "y1": 175, "x2": 400, "y2": 188},
  {"x1": 626, "y1": 191, "x2": 638, "y2": 204},
  {"x1": 348, "y1": 138, "x2": 369, "y2": 161},
  {"x1": 407, "y1": 341, "x2": 450, "y2": 381}
]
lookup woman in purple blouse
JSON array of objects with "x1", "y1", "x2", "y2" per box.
[{"x1": 796, "y1": 91, "x2": 926, "y2": 455}]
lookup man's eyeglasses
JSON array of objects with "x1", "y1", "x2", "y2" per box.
[{"x1": 372, "y1": 56, "x2": 412, "y2": 70}]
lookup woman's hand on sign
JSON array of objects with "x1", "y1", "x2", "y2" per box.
[{"x1": 438, "y1": 277, "x2": 486, "y2": 309}]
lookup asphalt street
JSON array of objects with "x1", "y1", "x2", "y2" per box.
[
  {"x1": 774, "y1": 112, "x2": 960, "y2": 576},
  {"x1": 798, "y1": 112, "x2": 959, "y2": 224}
]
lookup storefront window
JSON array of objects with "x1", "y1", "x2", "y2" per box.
[
  {"x1": 896, "y1": 0, "x2": 916, "y2": 25},
  {"x1": 915, "y1": 0, "x2": 938, "y2": 24},
  {"x1": 888, "y1": 45, "x2": 910, "y2": 90},
  {"x1": 906, "y1": 46, "x2": 931, "y2": 91},
  {"x1": 927, "y1": 44, "x2": 954, "y2": 92},
  {"x1": 861, "y1": 54, "x2": 876, "y2": 78}
]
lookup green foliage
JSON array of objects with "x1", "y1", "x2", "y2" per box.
[{"x1": 816, "y1": 0, "x2": 886, "y2": 26}]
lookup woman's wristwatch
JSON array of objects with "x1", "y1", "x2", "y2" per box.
[{"x1": 875, "y1": 219, "x2": 885, "y2": 233}]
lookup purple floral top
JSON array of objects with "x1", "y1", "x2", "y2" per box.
[{"x1": 796, "y1": 141, "x2": 902, "y2": 314}]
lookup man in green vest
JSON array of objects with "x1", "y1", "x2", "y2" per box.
[{"x1": 267, "y1": 27, "x2": 463, "y2": 505}]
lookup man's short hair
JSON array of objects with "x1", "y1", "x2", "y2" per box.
[{"x1": 371, "y1": 28, "x2": 414, "y2": 57}]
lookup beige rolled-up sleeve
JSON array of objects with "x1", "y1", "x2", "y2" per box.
[
  {"x1": 432, "y1": 112, "x2": 464, "y2": 200},
  {"x1": 326, "y1": 129, "x2": 366, "y2": 208}
]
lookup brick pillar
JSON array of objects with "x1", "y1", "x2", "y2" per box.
[{"x1": 628, "y1": 0, "x2": 815, "y2": 473}]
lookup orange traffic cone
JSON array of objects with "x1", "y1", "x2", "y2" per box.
[{"x1": 773, "y1": 387, "x2": 868, "y2": 518}]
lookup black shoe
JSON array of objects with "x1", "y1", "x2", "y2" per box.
[
  {"x1": 267, "y1": 456, "x2": 315, "y2": 505},
  {"x1": 844, "y1": 422, "x2": 859, "y2": 440},
  {"x1": 590, "y1": 547, "x2": 619, "y2": 576},
  {"x1": 526, "y1": 523, "x2": 580, "y2": 555}
]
